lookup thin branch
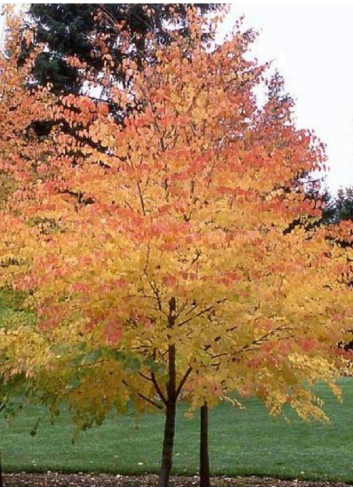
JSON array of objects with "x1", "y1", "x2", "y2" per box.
[
  {"x1": 177, "y1": 299, "x2": 226, "y2": 328},
  {"x1": 125, "y1": 293, "x2": 157, "y2": 301},
  {"x1": 235, "y1": 325, "x2": 292, "y2": 356},
  {"x1": 122, "y1": 379, "x2": 163, "y2": 410},
  {"x1": 188, "y1": 250, "x2": 201, "y2": 270},
  {"x1": 236, "y1": 333, "x2": 293, "y2": 355},
  {"x1": 181, "y1": 305, "x2": 214, "y2": 326},
  {"x1": 174, "y1": 299, "x2": 188, "y2": 320},
  {"x1": 149, "y1": 281, "x2": 164, "y2": 314},
  {"x1": 210, "y1": 325, "x2": 293, "y2": 360},
  {"x1": 176, "y1": 366, "x2": 192, "y2": 398},
  {"x1": 203, "y1": 335, "x2": 221, "y2": 353},
  {"x1": 144, "y1": 243, "x2": 151, "y2": 275},
  {"x1": 97, "y1": 5, "x2": 120, "y2": 34},
  {"x1": 124, "y1": 199, "x2": 135, "y2": 212},
  {"x1": 151, "y1": 372, "x2": 167, "y2": 405},
  {"x1": 159, "y1": 348, "x2": 169, "y2": 361},
  {"x1": 177, "y1": 307, "x2": 214, "y2": 327},
  {"x1": 185, "y1": 301, "x2": 198, "y2": 316},
  {"x1": 139, "y1": 372, "x2": 153, "y2": 382},
  {"x1": 186, "y1": 83, "x2": 205, "y2": 114},
  {"x1": 136, "y1": 181, "x2": 146, "y2": 216},
  {"x1": 137, "y1": 392, "x2": 163, "y2": 410}
]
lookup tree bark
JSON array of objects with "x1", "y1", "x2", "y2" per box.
[
  {"x1": 0, "y1": 449, "x2": 3, "y2": 487},
  {"x1": 159, "y1": 298, "x2": 177, "y2": 487},
  {"x1": 200, "y1": 402, "x2": 210, "y2": 487},
  {"x1": 158, "y1": 392, "x2": 177, "y2": 487}
]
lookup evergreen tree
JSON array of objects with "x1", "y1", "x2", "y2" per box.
[
  {"x1": 24, "y1": 4, "x2": 220, "y2": 94},
  {"x1": 319, "y1": 187, "x2": 353, "y2": 224},
  {"x1": 332, "y1": 187, "x2": 353, "y2": 222}
]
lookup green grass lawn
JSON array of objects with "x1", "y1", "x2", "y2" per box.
[{"x1": 1, "y1": 379, "x2": 353, "y2": 482}]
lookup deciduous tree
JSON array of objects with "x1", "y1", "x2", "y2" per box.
[{"x1": 1, "y1": 10, "x2": 353, "y2": 487}]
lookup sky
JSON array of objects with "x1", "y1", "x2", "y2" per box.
[
  {"x1": 1, "y1": 1, "x2": 353, "y2": 194},
  {"x1": 221, "y1": 1, "x2": 353, "y2": 194}
]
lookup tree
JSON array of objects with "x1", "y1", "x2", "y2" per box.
[
  {"x1": 321, "y1": 187, "x2": 353, "y2": 224},
  {"x1": 23, "y1": 4, "x2": 220, "y2": 95},
  {"x1": 1, "y1": 10, "x2": 353, "y2": 487}
]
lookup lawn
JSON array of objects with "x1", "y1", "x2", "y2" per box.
[{"x1": 1, "y1": 379, "x2": 353, "y2": 482}]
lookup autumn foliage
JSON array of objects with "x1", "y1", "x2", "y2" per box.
[{"x1": 1, "y1": 8, "x2": 353, "y2": 486}]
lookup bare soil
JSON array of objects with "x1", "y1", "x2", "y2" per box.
[{"x1": 3, "y1": 472, "x2": 351, "y2": 487}]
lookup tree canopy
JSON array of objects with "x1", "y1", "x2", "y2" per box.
[{"x1": 1, "y1": 8, "x2": 353, "y2": 486}]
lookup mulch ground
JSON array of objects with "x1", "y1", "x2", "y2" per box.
[{"x1": 3, "y1": 472, "x2": 351, "y2": 487}]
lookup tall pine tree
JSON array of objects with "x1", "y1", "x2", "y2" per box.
[{"x1": 24, "y1": 4, "x2": 220, "y2": 94}]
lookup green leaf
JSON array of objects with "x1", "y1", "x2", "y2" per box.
[
  {"x1": 102, "y1": 348, "x2": 126, "y2": 362},
  {"x1": 83, "y1": 349, "x2": 102, "y2": 365},
  {"x1": 124, "y1": 357, "x2": 141, "y2": 372}
]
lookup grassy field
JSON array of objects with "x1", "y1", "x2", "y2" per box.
[{"x1": 1, "y1": 379, "x2": 353, "y2": 482}]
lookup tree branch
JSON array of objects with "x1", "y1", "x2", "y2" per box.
[
  {"x1": 123, "y1": 379, "x2": 163, "y2": 410},
  {"x1": 149, "y1": 281, "x2": 164, "y2": 314},
  {"x1": 176, "y1": 366, "x2": 192, "y2": 398},
  {"x1": 151, "y1": 371, "x2": 167, "y2": 405},
  {"x1": 136, "y1": 181, "x2": 146, "y2": 216},
  {"x1": 137, "y1": 392, "x2": 163, "y2": 410},
  {"x1": 177, "y1": 299, "x2": 226, "y2": 328}
]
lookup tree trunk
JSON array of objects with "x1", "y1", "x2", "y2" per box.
[
  {"x1": 200, "y1": 402, "x2": 210, "y2": 487},
  {"x1": 159, "y1": 298, "x2": 177, "y2": 487},
  {"x1": 158, "y1": 394, "x2": 177, "y2": 486},
  {"x1": 0, "y1": 449, "x2": 3, "y2": 487}
]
